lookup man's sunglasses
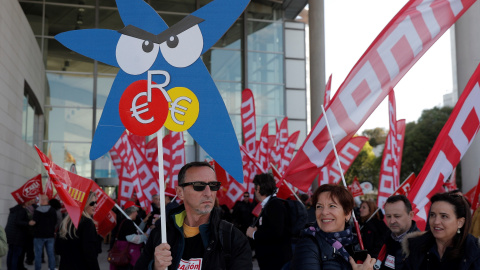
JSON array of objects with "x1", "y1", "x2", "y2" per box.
[
  {"x1": 179, "y1": 181, "x2": 222, "y2": 191},
  {"x1": 89, "y1": 201, "x2": 97, "y2": 206}
]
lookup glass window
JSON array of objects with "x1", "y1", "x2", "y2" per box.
[
  {"x1": 203, "y1": 49, "x2": 242, "y2": 82},
  {"x1": 246, "y1": 3, "x2": 282, "y2": 20},
  {"x1": 247, "y1": 83, "x2": 284, "y2": 116},
  {"x1": 46, "y1": 73, "x2": 93, "y2": 107},
  {"x1": 22, "y1": 96, "x2": 35, "y2": 146},
  {"x1": 45, "y1": 107, "x2": 92, "y2": 142},
  {"x1": 99, "y1": 7, "x2": 124, "y2": 30},
  {"x1": 248, "y1": 52, "x2": 283, "y2": 84},
  {"x1": 46, "y1": 38, "x2": 94, "y2": 72},
  {"x1": 95, "y1": 153, "x2": 118, "y2": 178},
  {"x1": 248, "y1": 20, "x2": 283, "y2": 53},
  {"x1": 97, "y1": 75, "x2": 116, "y2": 109},
  {"x1": 42, "y1": 141, "x2": 93, "y2": 178},
  {"x1": 45, "y1": 4, "x2": 95, "y2": 36},
  {"x1": 212, "y1": 19, "x2": 243, "y2": 50}
]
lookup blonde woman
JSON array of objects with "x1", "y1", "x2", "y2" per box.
[{"x1": 55, "y1": 192, "x2": 100, "y2": 270}]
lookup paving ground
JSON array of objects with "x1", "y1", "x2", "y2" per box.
[{"x1": 1, "y1": 242, "x2": 260, "y2": 269}]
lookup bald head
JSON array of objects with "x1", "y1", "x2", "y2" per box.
[{"x1": 39, "y1": 194, "x2": 49, "y2": 206}]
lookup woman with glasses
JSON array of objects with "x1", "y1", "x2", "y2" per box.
[
  {"x1": 110, "y1": 201, "x2": 148, "y2": 270},
  {"x1": 402, "y1": 192, "x2": 480, "y2": 269},
  {"x1": 55, "y1": 192, "x2": 101, "y2": 270},
  {"x1": 291, "y1": 184, "x2": 376, "y2": 270}
]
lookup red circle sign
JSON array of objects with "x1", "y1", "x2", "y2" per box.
[{"x1": 119, "y1": 80, "x2": 168, "y2": 136}]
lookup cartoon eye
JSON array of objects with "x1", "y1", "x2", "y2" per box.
[
  {"x1": 160, "y1": 25, "x2": 203, "y2": 68},
  {"x1": 116, "y1": 34, "x2": 159, "y2": 75}
]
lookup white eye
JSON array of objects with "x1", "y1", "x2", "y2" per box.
[
  {"x1": 160, "y1": 25, "x2": 203, "y2": 68},
  {"x1": 116, "y1": 34, "x2": 159, "y2": 75}
]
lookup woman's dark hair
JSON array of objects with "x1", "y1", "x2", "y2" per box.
[
  {"x1": 427, "y1": 192, "x2": 471, "y2": 259},
  {"x1": 360, "y1": 200, "x2": 381, "y2": 222},
  {"x1": 312, "y1": 184, "x2": 354, "y2": 216},
  {"x1": 252, "y1": 173, "x2": 277, "y2": 196}
]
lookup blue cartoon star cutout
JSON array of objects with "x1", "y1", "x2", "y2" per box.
[{"x1": 55, "y1": 0, "x2": 249, "y2": 183}]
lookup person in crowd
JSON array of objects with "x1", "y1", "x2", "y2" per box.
[
  {"x1": 55, "y1": 192, "x2": 100, "y2": 270},
  {"x1": 376, "y1": 195, "x2": 419, "y2": 270},
  {"x1": 300, "y1": 193, "x2": 316, "y2": 223},
  {"x1": 5, "y1": 200, "x2": 29, "y2": 270},
  {"x1": 48, "y1": 198, "x2": 63, "y2": 269},
  {"x1": 164, "y1": 188, "x2": 179, "y2": 215},
  {"x1": 18, "y1": 198, "x2": 35, "y2": 269},
  {"x1": 358, "y1": 200, "x2": 388, "y2": 258},
  {"x1": 135, "y1": 161, "x2": 252, "y2": 270},
  {"x1": 246, "y1": 173, "x2": 291, "y2": 270},
  {"x1": 0, "y1": 224, "x2": 8, "y2": 268},
  {"x1": 110, "y1": 201, "x2": 147, "y2": 270},
  {"x1": 403, "y1": 192, "x2": 480, "y2": 269},
  {"x1": 291, "y1": 184, "x2": 376, "y2": 270},
  {"x1": 469, "y1": 193, "x2": 480, "y2": 238},
  {"x1": 232, "y1": 192, "x2": 254, "y2": 234},
  {"x1": 29, "y1": 194, "x2": 59, "y2": 270}
]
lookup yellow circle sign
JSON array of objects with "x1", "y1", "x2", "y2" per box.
[{"x1": 164, "y1": 87, "x2": 199, "y2": 132}]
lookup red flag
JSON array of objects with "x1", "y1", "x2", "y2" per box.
[
  {"x1": 11, "y1": 174, "x2": 43, "y2": 204},
  {"x1": 256, "y1": 124, "x2": 269, "y2": 173},
  {"x1": 348, "y1": 177, "x2": 364, "y2": 197},
  {"x1": 145, "y1": 137, "x2": 163, "y2": 182},
  {"x1": 271, "y1": 118, "x2": 289, "y2": 167},
  {"x1": 444, "y1": 168, "x2": 458, "y2": 191},
  {"x1": 393, "y1": 173, "x2": 416, "y2": 197},
  {"x1": 278, "y1": 131, "x2": 301, "y2": 175},
  {"x1": 470, "y1": 171, "x2": 480, "y2": 211},
  {"x1": 166, "y1": 132, "x2": 186, "y2": 189},
  {"x1": 97, "y1": 210, "x2": 117, "y2": 238},
  {"x1": 91, "y1": 181, "x2": 115, "y2": 224},
  {"x1": 408, "y1": 63, "x2": 480, "y2": 230},
  {"x1": 324, "y1": 74, "x2": 332, "y2": 109},
  {"x1": 284, "y1": 0, "x2": 476, "y2": 192},
  {"x1": 465, "y1": 184, "x2": 477, "y2": 206},
  {"x1": 213, "y1": 160, "x2": 246, "y2": 209},
  {"x1": 317, "y1": 136, "x2": 368, "y2": 187},
  {"x1": 110, "y1": 132, "x2": 136, "y2": 207},
  {"x1": 129, "y1": 134, "x2": 146, "y2": 156},
  {"x1": 35, "y1": 146, "x2": 93, "y2": 228},
  {"x1": 241, "y1": 88, "x2": 257, "y2": 156}
]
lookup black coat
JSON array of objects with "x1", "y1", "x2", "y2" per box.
[
  {"x1": 403, "y1": 231, "x2": 480, "y2": 270},
  {"x1": 291, "y1": 223, "x2": 361, "y2": 270},
  {"x1": 134, "y1": 205, "x2": 252, "y2": 270},
  {"x1": 378, "y1": 221, "x2": 419, "y2": 270},
  {"x1": 32, "y1": 205, "x2": 58, "y2": 238},
  {"x1": 254, "y1": 197, "x2": 292, "y2": 270},
  {"x1": 55, "y1": 216, "x2": 101, "y2": 270},
  {"x1": 5, "y1": 204, "x2": 29, "y2": 246},
  {"x1": 359, "y1": 217, "x2": 388, "y2": 258}
]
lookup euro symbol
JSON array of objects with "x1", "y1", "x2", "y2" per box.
[
  {"x1": 170, "y1": 96, "x2": 192, "y2": 125},
  {"x1": 130, "y1": 91, "x2": 154, "y2": 124}
]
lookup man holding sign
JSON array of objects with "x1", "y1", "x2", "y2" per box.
[{"x1": 135, "y1": 162, "x2": 252, "y2": 270}]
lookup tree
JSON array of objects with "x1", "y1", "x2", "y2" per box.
[
  {"x1": 400, "y1": 106, "x2": 453, "y2": 181},
  {"x1": 345, "y1": 141, "x2": 381, "y2": 187},
  {"x1": 361, "y1": 127, "x2": 387, "y2": 147}
]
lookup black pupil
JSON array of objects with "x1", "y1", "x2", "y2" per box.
[
  {"x1": 167, "y1": 35, "x2": 179, "y2": 48},
  {"x1": 142, "y1": 40, "x2": 154, "y2": 53}
]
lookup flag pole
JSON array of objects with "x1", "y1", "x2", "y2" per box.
[
  {"x1": 157, "y1": 127, "x2": 167, "y2": 244},
  {"x1": 321, "y1": 105, "x2": 365, "y2": 250},
  {"x1": 114, "y1": 204, "x2": 144, "y2": 235},
  {"x1": 270, "y1": 163, "x2": 301, "y2": 202}
]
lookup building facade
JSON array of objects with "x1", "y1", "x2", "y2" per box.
[{"x1": 0, "y1": 0, "x2": 308, "y2": 220}]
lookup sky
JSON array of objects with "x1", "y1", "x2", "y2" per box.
[{"x1": 322, "y1": 0, "x2": 455, "y2": 134}]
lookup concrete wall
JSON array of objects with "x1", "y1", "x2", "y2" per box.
[{"x1": 0, "y1": 0, "x2": 45, "y2": 223}]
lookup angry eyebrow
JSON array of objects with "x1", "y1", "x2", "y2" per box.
[{"x1": 118, "y1": 15, "x2": 204, "y2": 44}]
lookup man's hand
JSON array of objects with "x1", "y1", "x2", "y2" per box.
[
  {"x1": 154, "y1": 243, "x2": 172, "y2": 270},
  {"x1": 29, "y1": 220, "x2": 36, "y2": 226},
  {"x1": 246, "y1": 226, "x2": 257, "y2": 239},
  {"x1": 349, "y1": 254, "x2": 376, "y2": 270}
]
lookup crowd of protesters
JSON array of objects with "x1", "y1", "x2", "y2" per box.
[{"x1": 3, "y1": 164, "x2": 480, "y2": 270}]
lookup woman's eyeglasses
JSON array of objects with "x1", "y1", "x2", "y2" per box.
[
  {"x1": 89, "y1": 201, "x2": 97, "y2": 206},
  {"x1": 179, "y1": 181, "x2": 222, "y2": 191}
]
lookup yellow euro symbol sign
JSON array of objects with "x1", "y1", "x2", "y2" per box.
[{"x1": 164, "y1": 87, "x2": 199, "y2": 132}]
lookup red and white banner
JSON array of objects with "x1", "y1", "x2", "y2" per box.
[
  {"x1": 256, "y1": 124, "x2": 269, "y2": 173},
  {"x1": 278, "y1": 131, "x2": 301, "y2": 175},
  {"x1": 348, "y1": 177, "x2": 364, "y2": 197},
  {"x1": 11, "y1": 174, "x2": 43, "y2": 204},
  {"x1": 35, "y1": 146, "x2": 93, "y2": 228},
  {"x1": 408, "y1": 63, "x2": 480, "y2": 230},
  {"x1": 324, "y1": 74, "x2": 332, "y2": 109},
  {"x1": 393, "y1": 173, "x2": 416, "y2": 197},
  {"x1": 91, "y1": 181, "x2": 116, "y2": 224},
  {"x1": 97, "y1": 210, "x2": 117, "y2": 238},
  {"x1": 444, "y1": 167, "x2": 458, "y2": 191},
  {"x1": 377, "y1": 91, "x2": 407, "y2": 208},
  {"x1": 241, "y1": 88, "x2": 257, "y2": 156},
  {"x1": 271, "y1": 118, "x2": 289, "y2": 167},
  {"x1": 284, "y1": 0, "x2": 476, "y2": 192},
  {"x1": 317, "y1": 136, "x2": 368, "y2": 187},
  {"x1": 213, "y1": 160, "x2": 246, "y2": 209},
  {"x1": 110, "y1": 132, "x2": 136, "y2": 207}
]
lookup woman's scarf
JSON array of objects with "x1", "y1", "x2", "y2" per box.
[{"x1": 312, "y1": 224, "x2": 355, "y2": 261}]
